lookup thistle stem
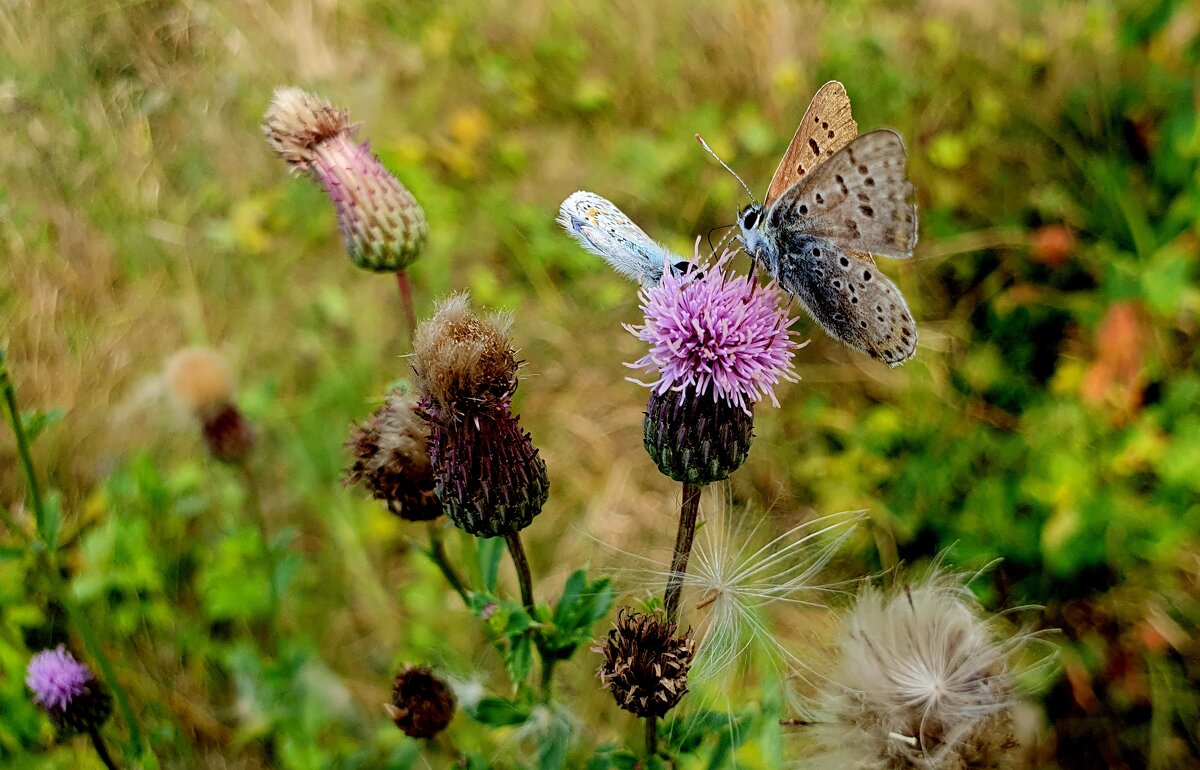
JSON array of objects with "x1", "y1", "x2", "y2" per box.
[
  {"x1": 663, "y1": 483, "x2": 703, "y2": 624},
  {"x1": 89, "y1": 728, "x2": 120, "y2": 770},
  {"x1": 1, "y1": 352, "x2": 144, "y2": 756},
  {"x1": 645, "y1": 714, "x2": 658, "y2": 756},
  {"x1": 395, "y1": 271, "x2": 417, "y2": 343},
  {"x1": 426, "y1": 523, "x2": 470, "y2": 605},
  {"x1": 239, "y1": 463, "x2": 280, "y2": 650},
  {"x1": 503, "y1": 531, "x2": 535, "y2": 612}
]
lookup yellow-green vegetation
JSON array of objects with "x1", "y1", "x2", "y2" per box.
[{"x1": 2, "y1": 0, "x2": 1199, "y2": 768}]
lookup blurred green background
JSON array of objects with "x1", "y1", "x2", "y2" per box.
[{"x1": 1, "y1": 0, "x2": 1199, "y2": 767}]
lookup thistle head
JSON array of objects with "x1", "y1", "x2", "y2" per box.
[
  {"x1": 806, "y1": 570, "x2": 1035, "y2": 769},
  {"x1": 413, "y1": 294, "x2": 548, "y2": 537},
  {"x1": 26, "y1": 647, "x2": 112, "y2": 736},
  {"x1": 344, "y1": 390, "x2": 441, "y2": 521},
  {"x1": 262, "y1": 86, "x2": 427, "y2": 272},
  {"x1": 165, "y1": 347, "x2": 255, "y2": 464},
  {"x1": 385, "y1": 664, "x2": 456, "y2": 739},
  {"x1": 594, "y1": 609, "x2": 695, "y2": 718}
]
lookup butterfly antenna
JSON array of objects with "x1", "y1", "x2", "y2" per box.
[{"x1": 696, "y1": 133, "x2": 758, "y2": 205}]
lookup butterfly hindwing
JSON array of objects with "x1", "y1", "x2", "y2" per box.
[
  {"x1": 773, "y1": 234, "x2": 917, "y2": 366},
  {"x1": 558, "y1": 191, "x2": 684, "y2": 287},
  {"x1": 774, "y1": 129, "x2": 917, "y2": 259},
  {"x1": 764, "y1": 81, "x2": 858, "y2": 207}
]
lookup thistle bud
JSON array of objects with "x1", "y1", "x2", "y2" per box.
[
  {"x1": 385, "y1": 664, "x2": 456, "y2": 739},
  {"x1": 262, "y1": 87, "x2": 427, "y2": 273},
  {"x1": 628, "y1": 250, "x2": 800, "y2": 484},
  {"x1": 26, "y1": 647, "x2": 113, "y2": 736},
  {"x1": 345, "y1": 391, "x2": 441, "y2": 521},
  {"x1": 413, "y1": 295, "x2": 549, "y2": 538},
  {"x1": 594, "y1": 609, "x2": 695, "y2": 718},
  {"x1": 165, "y1": 348, "x2": 255, "y2": 465}
]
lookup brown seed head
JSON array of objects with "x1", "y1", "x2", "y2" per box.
[
  {"x1": 413, "y1": 294, "x2": 518, "y2": 410},
  {"x1": 165, "y1": 347, "x2": 235, "y2": 420},
  {"x1": 345, "y1": 391, "x2": 441, "y2": 521},
  {"x1": 386, "y1": 664, "x2": 456, "y2": 739},
  {"x1": 262, "y1": 87, "x2": 353, "y2": 170},
  {"x1": 594, "y1": 608, "x2": 695, "y2": 718}
]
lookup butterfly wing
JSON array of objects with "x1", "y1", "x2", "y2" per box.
[
  {"x1": 772, "y1": 129, "x2": 917, "y2": 259},
  {"x1": 763, "y1": 81, "x2": 859, "y2": 208},
  {"x1": 558, "y1": 191, "x2": 686, "y2": 287},
  {"x1": 772, "y1": 234, "x2": 916, "y2": 366}
]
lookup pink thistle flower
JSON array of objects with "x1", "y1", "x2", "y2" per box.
[
  {"x1": 627, "y1": 248, "x2": 802, "y2": 414},
  {"x1": 26, "y1": 646, "x2": 112, "y2": 735}
]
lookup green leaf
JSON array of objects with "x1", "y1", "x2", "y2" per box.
[
  {"x1": 476, "y1": 537, "x2": 505, "y2": 593},
  {"x1": 0, "y1": 545, "x2": 26, "y2": 561},
  {"x1": 467, "y1": 695, "x2": 529, "y2": 727},
  {"x1": 507, "y1": 632, "x2": 534, "y2": 684},
  {"x1": 40, "y1": 490, "x2": 63, "y2": 550}
]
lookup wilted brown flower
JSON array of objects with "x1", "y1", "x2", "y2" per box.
[
  {"x1": 165, "y1": 348, "x2": 255, "y2": 464},
  {"x1": 594, "y1": 609, "x2": 695, "y2": 718},
  {"x1": 413, "y1": 294, "x2": 548, "y2": 538},
  {"x1": 385, "y1": 664, "x2": 456, "y2": 739},
  {"x1": 344, "y1": 391, "x2": 441, "y2": 521}
]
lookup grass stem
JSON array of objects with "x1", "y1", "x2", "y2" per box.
[{"x1": 426, "y1": 523, "x2": 470, "y2": 605}]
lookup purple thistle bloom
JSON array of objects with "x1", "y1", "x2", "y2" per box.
[
  {"x1": 27, "y1": 646, "x2": 93, "y2": 712},
  {"x1": 627, "y1": 249, "x2": 803, "y2": 413}
]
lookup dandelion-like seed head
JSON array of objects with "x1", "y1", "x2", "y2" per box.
[
  {"x1": 26, "y1": 646, "x2": 112, "y2": 735},
  {"x1": 344, "y1": 390, "x2": 441, "y2": 521},
  {"x1": 808, "y1": 571, "x2": 1033, "y2": 769},
  {"x1": 628, "y1": 248, "x2": 801, "y2": 413}
]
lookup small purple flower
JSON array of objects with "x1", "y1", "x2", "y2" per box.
[
  {"x1": 27, "y1": 646, "x2": 93, "y2": 711},
  {"x1": 627, "y1": 249, "x2": 802, "y2": 413}
]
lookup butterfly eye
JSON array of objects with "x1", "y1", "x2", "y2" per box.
[{"x1": 740, "y1": 207, "x2": 761, "y2": 230}]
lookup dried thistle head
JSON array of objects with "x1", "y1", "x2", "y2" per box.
[
  {"x1": 344, "y1": 391, "x2": 441, "y2": 521},
  {"x1": 806, "y1": 570, "x2": 1037, "y2": 769},
  {"x1": 164, "y1": 348, "x2": 255, "y2": 464},
  {"x1": 594, "y1": 609, "x2": 695, "y2": 718},
  {"x1": 385, "y1": 664, "x2": 456, "y2": 739},
  {"x1": 261, "y1": 87, "x2": 352, "y2": 171},
  {"x1": 413, "y1": 293, "x2": 518, "y2": 411}
]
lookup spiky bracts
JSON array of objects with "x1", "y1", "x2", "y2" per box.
[
  {"x1": 345, "y1": 391, "x2": 441, "y2": 521},
  {"x1": 594, "y1": 609, "x2": 695, "y2": 718},
  {"x1": 643, "y1": 387, "x2": 754, "y2": 485},
  {"x1": 263, "y1": 87, "x2": 427, "y2": 273},
  {"x1": 413, "y1": 294, "x2": 548, "y2": 538},
  {"x1": 26, "y1": 647, "x2": 112, "y2": 736},
  {"x1": 386, "y1": 665, "x2": 456, "y2": 739},
  {"x1": 807, "y1": 573, "x2": 1028, "y2": 770}
]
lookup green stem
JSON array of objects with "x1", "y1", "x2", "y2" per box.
[
  {"x1": 1, "y1": 351, "x2": 144, "y2": 755},
  {"x1": 89, "y1": 727, "x2": 120, "y2": 770},
  {"x1": 395, "y1": 271, "x2": 417, "y2": 344},
  {"x1": 425, "y1": 523, "x2": 470, "y2": 605},
  {"x1": 238, "y1": 464, "x2": 280, "y2": 650},
  {"x1": 663, "y1": 483, "x2": 703, "y2": 625},
  {"x1": 504, "y1": 531, "x2": 535, "y2": 612}
]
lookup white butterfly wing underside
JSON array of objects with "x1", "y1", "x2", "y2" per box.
[
  {"x1": 558, "y1": 191, "x2": 682, "y2": 287},
  {"x1": 774, "y1": 129, "x2": 918, "y2": 259}
]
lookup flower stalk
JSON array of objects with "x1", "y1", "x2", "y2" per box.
[{"x1": 663, "y1": 483, "x2": 702, "y2": 624}]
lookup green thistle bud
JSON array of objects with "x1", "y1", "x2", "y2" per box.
[{"x1": 643, "y1": 387, "x2": 754, "y2": 485}]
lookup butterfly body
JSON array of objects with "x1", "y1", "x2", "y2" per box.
[{"x1": 734, "y1": 82, "x2": 919, "y2": 366}]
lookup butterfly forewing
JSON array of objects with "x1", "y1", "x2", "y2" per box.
[
  {"x1": 763, "y1": 81, "x2": 858, "y2": 207},
  {"x1": 558, "y1": 191, "x2": 683, "y2": 287},
  {"x1": 773, "y1": 235, "x2": 917, "y2": 366},
  {"x1": 776, "y1": 129, "x2": 917, "y2": 259}
]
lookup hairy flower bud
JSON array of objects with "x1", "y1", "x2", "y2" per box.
[
  {"x1": 594, "y1": 609, "x2": 695, "y2": 718},
  {"x1": 263, "y1": 87, "x2": 427, "y2": 273},
  {"x1": 385, "y1": 665, "x2": 456, "y2": 739},
  {"x1": 643, "y1": 387, "x2": 754, "y2": 484}
]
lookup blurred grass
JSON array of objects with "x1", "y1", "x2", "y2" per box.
[{"x1": 1, "y1": 0, "x2": 1199, "y2": 767}]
